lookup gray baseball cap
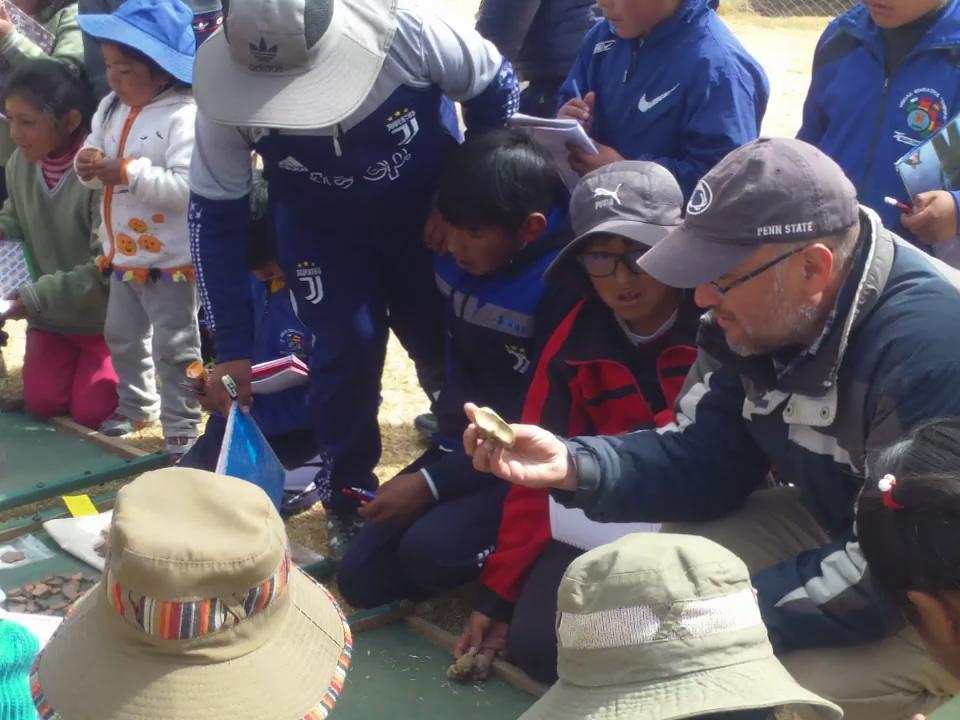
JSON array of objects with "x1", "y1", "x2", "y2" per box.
[
  {"x1": 639, "y1": 138, "x2": 860, "y2": 289},
  {"x1": 544, "y1": 161, "x2": 684, "y2": 286},
  {"x1": 195, "y1": 0, "x2": 399, "y2": 129}
]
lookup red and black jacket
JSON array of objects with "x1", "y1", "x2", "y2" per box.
[{"x1": 475, "y1": 294, "x2": 699, "y2": 621}]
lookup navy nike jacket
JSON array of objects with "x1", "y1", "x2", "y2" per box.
[{"x1": 557, "y1": 0, "x2": 769, "y2": 199}]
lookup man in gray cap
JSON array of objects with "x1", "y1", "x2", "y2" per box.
[
  {"x1": 188, "y1": 0, "x2": 519, "y2": 555},
  {"x1": 464, "y1": 137, "x2": 960, "y2": 719}
]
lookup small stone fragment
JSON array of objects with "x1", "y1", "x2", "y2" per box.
[
  {"x1": 6, "y1": 603, "x2": 25, "y2": 613},
  {"x1": 473, "y1": 406, "x2": 516, "y2": 448},
  {"x1": 62, "y1": 582, "x2": 80, "y2": 601},
  {"x1": 1, "y1": 551, "x2": 25, "y2": 563},
  {"x1": 26, "y1": 601, "x2": 38, "y2": 613},
  {"x1": 70, "y1": 574, "x2": 82, "y2": 582},
  {"x1": 46, "y1": 577, "x2": 63, "y2": 587},
  {"x1": 32, "y1": 583, "x2": 51, "y2": 598},
  {"x1": 24, "y1": 584, "x2": 34, "y2": 592},
  {"x1": 447, "y1": 649, "x2": 479, "y2": 682}
]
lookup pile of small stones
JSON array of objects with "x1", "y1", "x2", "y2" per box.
[{"x1": 4, "y1": 574, "x2": 98, "y2": 615}]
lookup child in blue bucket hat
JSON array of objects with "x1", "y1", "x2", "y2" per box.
[{"x1": 74, "y1": 0, "x2": 203, "y2": 460}]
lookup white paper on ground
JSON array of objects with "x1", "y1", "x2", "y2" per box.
[
  {"x1": 43, "y1": 511, "x2": 112, "y2": 572},
  {"x1": 0, "y1": 534, "x2": 56, "y2": 568},
  {"x1": 0, "y1": 612, "x2": 63, "y2": 648},
  {"x1": 508, "y1": 113, "x2": 598, "y2": 191},
  {"x1": 549, "y1": 496, "x2": 659, "y2": 552}
]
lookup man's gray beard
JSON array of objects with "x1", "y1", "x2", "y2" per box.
[{"x1": 726, "y1": 273, "x2": 821, "y2": 357}]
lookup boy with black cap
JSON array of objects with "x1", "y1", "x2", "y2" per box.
[
  {"x1": 455, "y1": 160, "x2": 699, "y2": 684},
  {"x1": 188, "y1": 0, "x2": 520, "y2": 552},
  {"x1": 465, "y1": 137, "x2": 960, "y2": 718}
]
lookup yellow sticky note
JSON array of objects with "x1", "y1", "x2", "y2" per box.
[{"x1": 62, "y1": 495, "x2": 98, "y2": 517}]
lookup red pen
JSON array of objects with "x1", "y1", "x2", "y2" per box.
[
  {"x1": 341, "y1": 487, "x2": 377, "y2": 504},
  {"x1": 884, "y1": 196, "x2": 914, "y2": 214}
]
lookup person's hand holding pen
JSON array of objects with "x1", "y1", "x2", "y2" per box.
[
  {"x1": 898, "y1": 191, "x2": 960, "y2": 245},
  {"x1": 558, "y1": 80, "x2": 596, "y2": 135},
  {"x1": 358, "y1": 473, "x2": 433, "y2": 526}
]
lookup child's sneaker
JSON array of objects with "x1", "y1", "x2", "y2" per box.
[
  {"x1": 325, "y1": 511, "x2": 364, "y2": 562},
  {"x1": 98, "y1": 413, "x2": 148, "y2": 437},
  {"x1": 413, "y1": 412, "x2": 438, "y2": 440},
  {"x1": 166, "y1": 436, "x2": 197, "y2": 460}
]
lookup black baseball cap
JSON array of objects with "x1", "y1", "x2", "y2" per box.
[
  {"x1": 638, "y1": 138, "x2": 860, "y2": 289},
  {"x1": 544, "y1": 161, "x2": 684, "y2": 286}
]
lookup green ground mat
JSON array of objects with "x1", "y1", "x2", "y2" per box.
[
  {"x1": 0, "y1": 412, "x2": 167, "y2": 511},
  {"x1": 336, "y1": 622, "x2": 535, "y2": 719}
]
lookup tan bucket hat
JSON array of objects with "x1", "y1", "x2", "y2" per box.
[
  {"x1": 195, "y1": 0, "x2": 399, "y2": 129},
  {"x1": 31, "y1": 468, "x2": 351, "y2": 720},
  {"x1": 520, "y1": 533, "x2": 843, "y2": 720}
]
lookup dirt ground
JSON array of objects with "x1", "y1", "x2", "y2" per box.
[{"x1": 0, "y1": 8, "x2": 828, "y2": 617}]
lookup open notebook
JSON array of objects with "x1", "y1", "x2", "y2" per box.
[{"x1": 508, "y1": 113, "x2": 598, "y2": 190}]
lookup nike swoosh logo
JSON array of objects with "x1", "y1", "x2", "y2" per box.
[{"x1": 638, "y1": 84, "x2": 680, "y2": 112}]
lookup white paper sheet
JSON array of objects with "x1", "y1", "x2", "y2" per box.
[
  {"x1": 0, "y1": 613, "x2": 63, "y2": 647},
  {"x1": 43, "y1": 511, "x2": 112, "y2": 572},
  {"x1": 549, "y1": 496, "x2": 659, "y2": 552},
  {"x1": 509, "y1": 113, "x2": 598, "y2": 190}
]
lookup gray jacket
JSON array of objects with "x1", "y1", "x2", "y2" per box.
[{"x1": 475, "y1": 0, "x2": 597, "y2": 81}]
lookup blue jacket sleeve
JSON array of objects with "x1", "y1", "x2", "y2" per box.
[
  {"x1": 754, "y1": 359, "x2": 960, "y2": 652},
  {"x1": 188, "y1": 194, "x2": 254, "y2": 362},
  {"x1": 796, "y1": 30, "x2": 832, "y2": 146},
  {"x1": 752, "y1": 532, "x2": 898, "y2": 654},
  {"x1": 555, "y1": 353, "x2": 769, "y2": 522},
  {"x1": 461, "y1": 59, "x2": 521, "y2": 135},
  {"x1": 645, "y1": 59, "x2": 768, "y2": 199}
]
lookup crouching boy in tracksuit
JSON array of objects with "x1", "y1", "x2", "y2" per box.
[
  {"x1": 336, "y1": 131, "x2": 576, "y2": 608},
  {"x1": 557, "y1": 0, "x2": 769, "y2": 198}
]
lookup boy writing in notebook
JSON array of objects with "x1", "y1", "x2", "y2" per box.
[{"x1": 556, "y1": 0, "x2": 768, "y2": 198}]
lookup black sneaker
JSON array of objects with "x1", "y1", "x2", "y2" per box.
[
  {"x1": 325, "y1": 511, "x2": 364, "y2": 562},
  {"x1": 414, "y1": 412, "x2": 439, "y2": 440}
]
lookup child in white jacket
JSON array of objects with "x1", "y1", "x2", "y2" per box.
[{"x1": 75, "y1": 0, "x2": 200, "y2": 455}]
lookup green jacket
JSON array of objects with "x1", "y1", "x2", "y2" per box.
[
  {"x1": 0, "y1": 148, "x2": 107, "y2": 335},
  {"x1": 0, "y1": 3, "x2": 84, "y2": 165}
]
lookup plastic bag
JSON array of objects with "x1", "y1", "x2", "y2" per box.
[{"x1": 215, "y1": 402, "x2": 285, "y2": 509}]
